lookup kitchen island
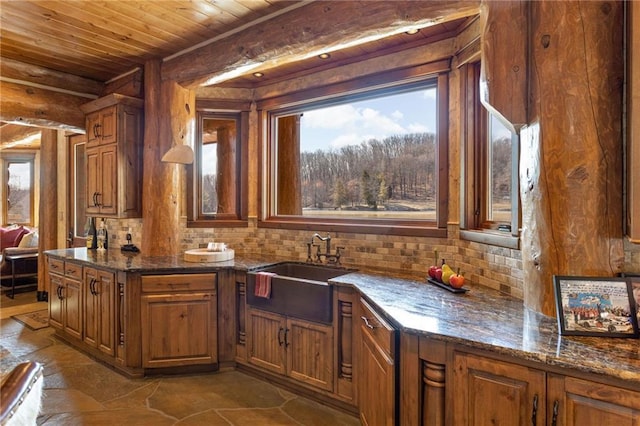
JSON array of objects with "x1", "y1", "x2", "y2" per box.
[{"x1": 45, "y1": 248, "x2": 639, "y2": 425}]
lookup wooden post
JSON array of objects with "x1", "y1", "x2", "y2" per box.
[
  {"x1": 522, "y1": 1, "x2": 624, "y2": 315},
  {"x1": 277, "y1": 114, "x2": 302, "y2": 215},
  {"x1": 38, "y1": 129, "x2": 57, "y2": 295},
  {"x1": 216, "y1": 123, "x2": 237, "y2": 214},
  {"x1": 141, "y1": 60, "x2": 195, "y2": 255},
  {"x1": 481, "y1": 1, "x2": 624, "y2": 316}
]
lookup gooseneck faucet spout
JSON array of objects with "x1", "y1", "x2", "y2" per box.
[{"x1": 308, "y1": 233, "x2": 342, "y2": 266}]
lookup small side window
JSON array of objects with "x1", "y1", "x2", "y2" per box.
[
  {"x1": 2, "y1": 154, "x2": 35, "y2": 226},
  {"x1": 187, "y1": 109, "x2": 247, "y2": 227},
  {"x1": 461, "y1": 62, "x2": 520, "y2": 246}
]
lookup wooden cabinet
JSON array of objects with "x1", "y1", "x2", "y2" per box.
[
  {"x1": 140, "y1": 273, "x2": 217, "y2": 368},
  {"x1": 81, "y1": 94, "x2": 143, "y2": 218},
  {"x1": 452, "y1": 351, "x2": 546, "y2": 425},
  {"x1": 247, "y1": 307, "x2": 334, "y2": 392},
  {"x1": 400, "y1": 341, "x2": 640, "y2": 426},
  {"x1": 86, "y1": 145, "x2": 117, "y2": 216},
  {"x1": 86, "y1": 105, "x2": 117, "y2": 147},
  {"x1": 358, "y1": 298, "x2": 397, "y2": 426},
  {"x1": 83, "y1": 267, "x2": 116, "y2": 356},
  {"x1": 547, "y1": 374, "x2": 640, "y2": 426},
  {"x1": 48, "y1": 258, "x2": 82, "y2": 340}
]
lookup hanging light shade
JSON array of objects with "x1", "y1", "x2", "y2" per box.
[{"x1": 161, "y1": 144, "x2": 194, "y2": 164}]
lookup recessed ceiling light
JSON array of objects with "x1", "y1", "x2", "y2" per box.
[
  {"x1": 253, "y1": 72, "x2": 264, "y2": 78},
  {"x1": 318, "y1": 53, "x2": 331, "y2": 59},
  {"x1": 406, "y1": 29, "x2": 420, "y2": 35}
]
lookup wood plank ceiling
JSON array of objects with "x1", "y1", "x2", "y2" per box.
[{"x1": 0, "y1": 1, "x2": 477, "y2": 148}]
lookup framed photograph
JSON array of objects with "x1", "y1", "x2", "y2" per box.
[
  {"x1": 631, "y1": 280, "x2": 640, "y2": 327},
  {"x1": 553, "y1": 276, "x2": 638, "y2": 338}
]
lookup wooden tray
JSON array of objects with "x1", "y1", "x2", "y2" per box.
[{"x1": 427, "y1": 278, "x2": 469, "y2": 293}]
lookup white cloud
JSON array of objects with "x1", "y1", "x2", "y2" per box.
[
  {"x1": 408, "y1": 123, "x2": 429, "y2": 133},
  {"x1": 302, "y1": 105, "x2": 359, "y2": 129},
  {"x1": 391, "y1": 110, "x2": 403, "y2": 120}
]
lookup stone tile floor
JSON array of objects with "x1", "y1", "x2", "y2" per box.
[{"x1": 1, "y1": 292, "x2": 360, "y2": 425}]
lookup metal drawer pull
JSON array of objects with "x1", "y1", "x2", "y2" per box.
[
  {"x1": 277, "y1": 327, "x2": 284, "y2": 346},
  {"x1": 361, "y1": 316, "x2": 376, "y2": 329}
]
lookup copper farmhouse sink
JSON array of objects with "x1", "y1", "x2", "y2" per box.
[{"x1": 246, "y1": 262, "x2": 354, "y2": 324}]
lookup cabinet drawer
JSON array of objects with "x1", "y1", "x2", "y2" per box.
[
  {"x1": 64, "y1": 262, "x2": 82, "y2": 280},
  {"x1": 48, "y1": 258, "x2": 65, "y2": 275},
  {"x1": 141, "y1": 273, "x2": 216, "y2": 293},
  {"x1": 359, "y1": 298, "x2": 396, "y2": 359}
]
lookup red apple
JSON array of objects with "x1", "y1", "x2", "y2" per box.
[
  {"x1": 434, "y1": 267, "x2": 443, "y2": 282},
  {"x1": 450, "y1": 269, "x2": 465, "y2": 288},
  {"x1": 428, "y1": 249, "x2": 439, "y2": 278}
]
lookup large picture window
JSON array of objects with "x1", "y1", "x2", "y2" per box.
[{"x1": 261, "y1": 76, "x2": 449, "y2": 236}]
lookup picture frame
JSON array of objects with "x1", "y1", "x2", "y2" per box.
[{"x1": 553, "y1": 276, "x2": 639, "y2": 338}]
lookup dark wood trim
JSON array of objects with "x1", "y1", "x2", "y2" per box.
[
  {"x1": 256, "y1": 59, "x2": 451, "y2": 110},
  {"x1": 186, "y1": 108, "x2": 249, "y2": 227},
  {"x1": 436, "y1": 73, "x2": 449, "y2": 229},
  {"x1": 258, "y1": 217, "x2": 447, "y2": 238},
  {"x1": 196, "y1": 99, "x2": 252, "y2": 112}
]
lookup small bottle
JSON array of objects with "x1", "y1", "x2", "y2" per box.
[
  {"x1": 86, "y1": 217, "x2": 97, "y2": 250},
  {"x1": 103, "y1": 219, "x2": 109, "y2": 249},
  {"x1": 97, "y1": 219, "x2": 105, "y2": 251}
]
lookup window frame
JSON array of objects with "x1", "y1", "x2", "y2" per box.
[
  {"x1": 460, "y1": 61, "x2": 520, "y2": 248},
  {"x1": 186, "y1": 100, "x2": 249, "y2": 228},
  {"x1": 1, "y1": 152, "x2": 35, "y2": 227},
  {"x1": 68, "y1": 133, "x2": 87, "y2": 246},
  {"x1": 257, "y1": 64, "x2": 450, "y2": 237}
]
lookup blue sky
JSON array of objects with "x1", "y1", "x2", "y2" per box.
[{"x1": 300, "y1": 88, "x2": 437, "y2": 152}]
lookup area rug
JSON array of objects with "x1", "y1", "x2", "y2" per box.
[{"x1": 11, "y1": 310, "x2": 49, "y2": 330}]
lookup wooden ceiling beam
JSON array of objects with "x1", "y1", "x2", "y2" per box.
[
  {"x1": 1, "y1": 57, "x2": 104, "y2": 97},
  {"x1": 0, "y1": 80, "x2": 86, "y2": 132},
  {"x1": 162, "y1": 0, "x2": 481, "y2": 88}
]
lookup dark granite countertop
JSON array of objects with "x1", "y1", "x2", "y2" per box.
[
  {"x1": 331, "y1": 272, "x2": 640, "y2": 387},
  {"x1": 45, "y1": 248, "x2": 640, "y2": 388},
  {"x1": 45, "y1": 248, "x2": 278, "y2": 274}
]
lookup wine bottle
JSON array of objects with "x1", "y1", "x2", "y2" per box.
[
  {"x1": 87, "y1": 217, "x2": 97, "y2": 250},
  {"x1": 97, "y1": 219, "x2": 105, "y2": 250},
  {"x1": 103, "y1": 219, "x2": 109, "y2": 249}
]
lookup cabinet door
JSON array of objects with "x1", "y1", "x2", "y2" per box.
[
  {"x1": 99, "y1": 106, "x2": 117, "y2": 145},
  {"x1": 547, "y1": 374, "x2": 640, "y2": 426},
  {"x1": 141, "y1": 292, "x2": 217, "y2": 368},
  {"x1": 360, "y1": 324, "x2": 395, "y2": 426},
  {"x1": 97, "y1": 145, "x2": 117, "y2": 215},
  {"x1": 84, "y1": 268, "x2": 116, "y2": 356},
  {"x1": 451, "y1": 351, "x2": 546, "y2": 426},
  {"x1": 48, "y1": 273, "x2": 64, "y2": 330},
  {"x1": 286, "y1": 318, "x2": 334, "y2": 392},
  {"x1": 96, "y1": 270, "x2": 115, "y2": 356},
  {"x1": 83, "y1": 268, "x2": 99, "y2": 348},
  {"x1": 247, "y1": 308, "x2": 286, "y2": 375},
  {"x1": 86, "y1": 148, "x2": 100, "y2": 214},
  {"x1": 86, "y1": 111, "x2": 101, "y2": 147},
  {"x1": 64, "y1": 277, "x2": 82, "y2": 340}
]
